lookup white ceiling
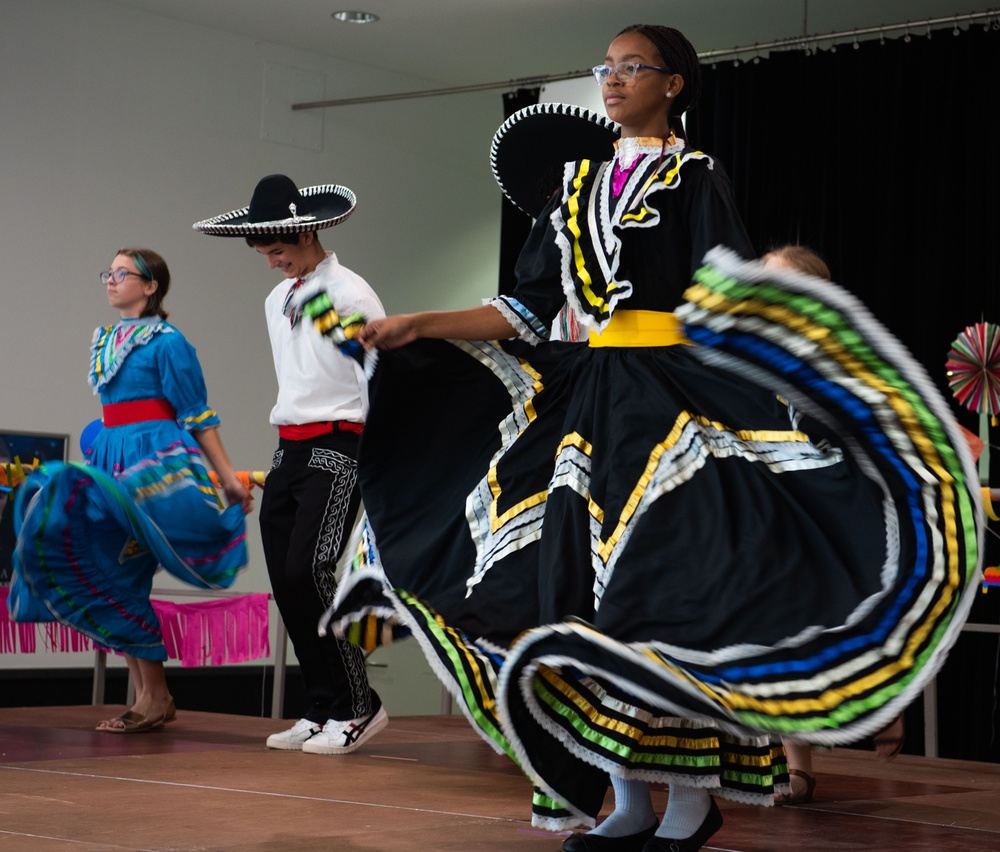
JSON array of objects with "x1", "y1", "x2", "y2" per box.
[{"x1": 107, "y1": 0, "x2": 989, "y2": 92}]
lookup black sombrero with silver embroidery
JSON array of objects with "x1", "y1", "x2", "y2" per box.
[
  {"x1": 490, "y1": 102, "x2": 620, "y2": 218},
  {"x1": 192, "y1": 174, "x2": 356, "y2": 237}
]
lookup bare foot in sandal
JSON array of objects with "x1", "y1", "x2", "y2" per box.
[
  {"x1": 96, "y1": 713, "x2": 128, "y2": 731},
  {"x1": 96, "y1": 692, "x2": 175, "y2": 731},
  {"x1": 96, "y1": 710, "x2": 166, "y2": 734}
]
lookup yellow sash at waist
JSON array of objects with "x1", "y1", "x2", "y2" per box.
[{"x1": 588, "y1": 310, "x2": 691, "y2": 348}]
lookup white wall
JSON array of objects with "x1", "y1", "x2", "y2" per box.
[
  {"x1": 539, "y1": 77, "x2": 605, "y2": 115},
  {"x1": 0, "y1": 0, "x2": 507, "y2": 713}
]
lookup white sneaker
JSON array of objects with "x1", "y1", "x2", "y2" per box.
[
  {"x1": 302, "y1": 706, "x2": 389, "y2": 755},
  {"x1": 265, "y1": 718, "x2": 323, "y2": 750}
]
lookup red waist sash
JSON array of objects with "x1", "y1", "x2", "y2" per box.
[
  {"x1": 103, "y1": 399, "x2": 177, "y2": 427},
  {"x1": 278, "y1": 421, "x2": 363, "y2": 440}
]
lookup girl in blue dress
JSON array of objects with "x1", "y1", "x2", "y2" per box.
[{"x1": 11, "y1": 247, "x2": 252, "y2": 733}]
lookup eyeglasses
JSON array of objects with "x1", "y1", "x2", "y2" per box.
[
  {"x1": 592, "y1": 62, "x2": 671, "y2": 85},
  {"x1": 100, "y1": 269, "x2": 149, "y2": 285}
]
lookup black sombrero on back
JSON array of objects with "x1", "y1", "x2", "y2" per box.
[{"x1": 490, "y1": 102, "x2": 620, "y2": 219}]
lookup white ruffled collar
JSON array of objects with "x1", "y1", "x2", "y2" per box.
[
  {"x1": 615, "y1": 133, "x2": 683, "y2": 169},
  {"x1": 88, "y1": 316, "x2": 169, "y2": 390}
]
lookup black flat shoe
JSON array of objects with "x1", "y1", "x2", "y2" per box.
[
  {"x1": 640, "y1": 797, "x2": 722, "y2": 852},
  {"x1": 562, "y1": 823, "x2": 658, "y2": 852}
]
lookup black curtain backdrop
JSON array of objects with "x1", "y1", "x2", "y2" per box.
[
  {"x1": 687, "y1": 26, "x2": 1000, "y2": 392},
  {"x1": 687, "y1": 25, "x2": 1000, "y2": 763}
]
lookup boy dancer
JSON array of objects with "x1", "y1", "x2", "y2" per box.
[{"x1": 194, "y1": 175, "x2": 386, "y2": 753}]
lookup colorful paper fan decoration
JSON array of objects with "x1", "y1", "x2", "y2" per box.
[
  {"x1": 982, "y1": 565, "x2": 1000, "y2": 592},
  {"x1": 946, "y1": 322, "x2": 1000, "y2": 424},
  {"x1": 946, "y1": 323, "x2": 1000, "y2": 592}
]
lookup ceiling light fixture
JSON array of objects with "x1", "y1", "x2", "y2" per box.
[{"x1": 332, "y1": 11, "x2": 379, "y2": 24}]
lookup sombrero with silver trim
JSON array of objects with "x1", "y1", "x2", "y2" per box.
[
  {"x1": 490, "y1": 102, "x2": 620, "y2": 218},
  {"x1": 192, "y1": 174, "x2": 356, "y2": 237}
]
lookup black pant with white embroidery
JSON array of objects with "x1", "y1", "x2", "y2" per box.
[{"x1": 260, "y1": 432, "x2": 380, "y2": 723}]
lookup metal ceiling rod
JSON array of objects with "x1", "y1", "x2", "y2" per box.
[
  {"x1": 699, "y1": 8, "x2": 997, "y2": 62},
  {"x1": 292, "y1": 69, "x2": 590, "y2": 109},
  {"x1": 292, "y1": 9, "x2": 998, "y2": 111}
]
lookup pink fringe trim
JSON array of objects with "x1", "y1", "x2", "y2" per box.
[
  {"x1": 153, "y1": 594, "x2": 271, "y2": 667},
  {"x1": 0, "y1": 588, "x2": 271, "y2": 667}
]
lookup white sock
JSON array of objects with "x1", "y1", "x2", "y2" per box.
[
  {"x1": 588, "y1": 776, "x2": 656, "y2": 838},
  {"x1": 656, "y1": 784, "x2": 710, "y2": 839}
]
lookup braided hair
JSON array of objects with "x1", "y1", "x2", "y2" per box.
[{"x1": 617, "y1": 24, "x2": 701, "y2": 138}]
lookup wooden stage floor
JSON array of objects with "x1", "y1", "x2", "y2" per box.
[{"x1": 1, "y1": 705, "x2": 998, "y2": 851}]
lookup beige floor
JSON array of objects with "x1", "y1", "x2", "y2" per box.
[{"x1": 1, "y1": 705, "x2": 998, "y2": 851}]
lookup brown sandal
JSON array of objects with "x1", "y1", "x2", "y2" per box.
[
  {"x1": 96, "y1": 710, "x2": 166, "y2": 734},
  {"x1": 775, "y1": 768, "x2": 816, "y2": 805}
]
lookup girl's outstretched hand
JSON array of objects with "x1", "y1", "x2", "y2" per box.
[{"x1": 358, "y1": 315, "x2": 417, "y2": 351}]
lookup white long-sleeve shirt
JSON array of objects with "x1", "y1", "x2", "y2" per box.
[{"x1": 264, "y1": 251, "x2": 385, "y2": 427}]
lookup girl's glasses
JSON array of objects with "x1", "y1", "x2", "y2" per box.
[
  {"x1": 592, "y1": 62, "x2": 671, "y2": 85},
  {"x1": 100, "y1": 269, "x2": 149, "y2": 285}
]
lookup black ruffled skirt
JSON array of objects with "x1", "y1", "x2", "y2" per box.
[{"x1": 325, "y1": 248, "x2": 981, "y2": 830}]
